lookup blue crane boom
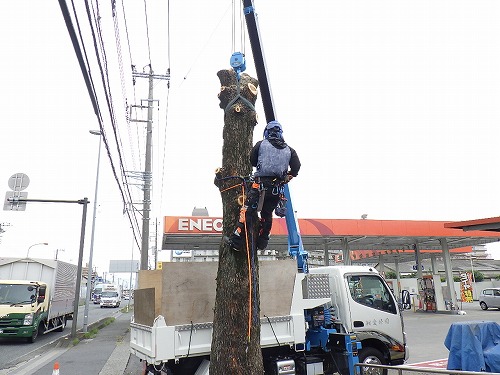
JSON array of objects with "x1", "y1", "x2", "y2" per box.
[{"x1": 239, "y1": 0, "x2": 309, "y2": 273}]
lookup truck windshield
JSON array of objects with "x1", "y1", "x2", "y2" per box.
[
  {"x1": 347, "y1": 275, "x2": 397, "y2": 314},
  {"x1": 0, "y1": 284, "x2": 36, "y2": 305},
  {"x1": 102, "y1": 292, "x2": 118, "y2": 298}
]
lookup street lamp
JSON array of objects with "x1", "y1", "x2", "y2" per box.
[
  {"x1": 55, "y1": 248, "x2": 65, "y2": 260},
  {"x1": 83, "y1": 129, "x2": 102, "y2": 333},
  {"x1": 26, "y1": 242, "x2": 48, "y2": 258}
]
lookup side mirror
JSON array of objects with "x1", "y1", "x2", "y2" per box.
[
  {"x1": 401, "y1": 290, "x2": 412, "y2": 310},
  {"x1": 37, "y1": 296, "x2": 45, "y2": 304}
]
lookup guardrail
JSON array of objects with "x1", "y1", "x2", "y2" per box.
[{"x1": 356, "y1": 363, "x2": 499, "y2": 375}]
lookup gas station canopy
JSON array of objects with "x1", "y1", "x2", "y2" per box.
[
  {"x1": 162, "y1": 217, "x2": 500, "y2": 262},
  {"x1": 445, "y1": 216, "x2": 500, "y2": 233}
]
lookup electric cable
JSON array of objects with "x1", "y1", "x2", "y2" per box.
[
  {"x1": 143, "y1": 0, "x2": 152, "y2": 67},
  {"x1": 89, "y1": 1, "x2": 141, "y2": 229},
  {"x1": 71, "y1": 0, "x2": 141, "y2": 240},
  {"x1": 88, "y1": 0, "x2": 141, "y2": 220},
  {"x1": 120, "y1": 0, "x2": 141, "y2": 172},
  {"x1": 59, "y1": 0, "x2": 142, "y2": 248},
  {"x1": 179, "y1": 2, "x2": 232, "y2": 87},
  {"x1": 86, "y1": 0, "x2": 142, "y2": 245}
]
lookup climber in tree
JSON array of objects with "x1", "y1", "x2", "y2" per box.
[
  {"x1": 227, "y1": 120, "x2": 301, "y2": 251},
  {"x1": 251, "y1": 120, "x2": 301, "y2": 249}
]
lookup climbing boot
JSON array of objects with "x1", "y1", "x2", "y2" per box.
[
  {"x1": 231, "y1": 234, "x2": 244, "y2": 251},
  {"x1": 257, "y1": 235, "x2": 269, "y2": 250},
  {"x1": 224, "y1": 235, "x2": 244, "y2": 251}
]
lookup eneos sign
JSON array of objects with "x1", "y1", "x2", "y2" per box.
[{"x1": 164, "y1": 217, "x2": 223, "y2": 234}]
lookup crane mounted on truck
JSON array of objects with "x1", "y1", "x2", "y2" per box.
[{"x1": 130, "y1": 1, "x2": 407, "y2": 374}]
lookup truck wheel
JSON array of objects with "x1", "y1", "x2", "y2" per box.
[
  {"x1": 27, "y1": 324, "x2": 40, "y2": 343},
  {"x1": 480, "y1": 301, "x2": 488, "y2": 310},
  {"x1": 358, "y1": 347, "x2": 387, "y2": 375},
  {"x1": 56, "y1": 317, "x2": 66, "y2": 332}
]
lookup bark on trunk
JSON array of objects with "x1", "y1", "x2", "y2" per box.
[{"x1": 211, "y1": 69, "x2": 264, "y2": 375}]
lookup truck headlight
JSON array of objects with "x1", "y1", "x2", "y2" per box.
[{"x1": 23, "y1": 313, "x2": 33, "y2": 326}]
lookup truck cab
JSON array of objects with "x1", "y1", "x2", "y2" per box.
[
  {"x1": 0, "y1": 258, "x2": 76, "y2": 343},
  {"x1": 100, "y1": 285, "x2": 121, "y2": 308},
  {"x1": 92, "y1": 283, "x2": 105, "y2": 304},
  {"x1": 0, "y1": 280, "x2": 49, "y2": 342},
  {"x1": 309, "y1": 266, "x2": 407, "y2": 367}
]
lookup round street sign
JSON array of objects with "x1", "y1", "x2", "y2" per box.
[{"x1": 8, "y1": 173, "x2": 30, "y2": 191}]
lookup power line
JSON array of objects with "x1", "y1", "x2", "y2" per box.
[
  {"x1": 119, "y1": 0, "x2": 141, "y2": 171},
  {"x1": 143, "y1": 0, "x2": 152, "y2": 67},
  {"x1": 179, "y1": 2, "x2": 232, "y2": 87},
  {"x1": 59, "y1": 0, "x2": 142, "y2": 248},
  {"x1": 87, "y1": 1, "x2": 143, "y2": 245}
]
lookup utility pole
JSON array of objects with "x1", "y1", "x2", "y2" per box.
[
  {"x1": 154, "y1": 218, "x2": 159, "y2": 268},
  {"x1": 131, "y1": 65, "x2": 169, "y2": 270},
  {"x1": 140, "y1": 68, "x2": 153, "y2": 271}
]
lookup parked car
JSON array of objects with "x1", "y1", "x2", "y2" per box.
[{"x1": 479, "y1": 288, "x2": 500, "y2": 310}]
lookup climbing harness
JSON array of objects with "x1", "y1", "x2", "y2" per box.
[
  {"x1": 274, "y1": 194, "x2": 287, "y2": 218},
  {"x1": 220, "y1": 177, "x2": 261, "y2": 251}
]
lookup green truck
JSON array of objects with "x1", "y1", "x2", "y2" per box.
[{"x1": 0, "y1": 257, "x2": 78, "y2": 343}]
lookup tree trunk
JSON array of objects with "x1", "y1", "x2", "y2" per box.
[{"x1": 211, "y1": 69, "x2": 264, "y2": 375}]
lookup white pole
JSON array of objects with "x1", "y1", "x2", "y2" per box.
[
  {"x1": 128, "y1": 228, "x2": 134, "y2": 312},
  {"x1": 83, "y1": 131, "x2": 102, "y2": 332}
]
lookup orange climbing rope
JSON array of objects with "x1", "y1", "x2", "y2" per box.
[
  {"x1": 218, "y1": 178, "x2": 254, "y2": 342},
  {"x1": 241, "y1": 183, "x2": 253, "y2": 342}
]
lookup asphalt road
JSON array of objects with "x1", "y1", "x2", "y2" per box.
[
  {"x1": 0, "y1": 302, "x2": 122, "y2": 371},
  {"x1": 403, "y1": 301, "x2": 498, "y2": 365},
  {"x1": 0, "y1": 300, "x2": 497, "y2": 374}
]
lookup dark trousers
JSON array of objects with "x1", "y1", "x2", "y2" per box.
[
  {"x1": 228, "y1": 179, "x2": 282, "y2": 250},
  {"x1": 258, "y1": 186, "x2": 281, "y2": 240}
]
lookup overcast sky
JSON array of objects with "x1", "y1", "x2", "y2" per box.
[{"x1": 1, "y1": 0, "x2": 500, "y2": 274}]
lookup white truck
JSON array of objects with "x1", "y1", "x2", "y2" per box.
[
  {"x1": 130, "y1": 260, "x2": 407, "y2": 375},
  {"x1": 93, "y1": 282, "x2": 105, "y2": 304},
  {"x1": 100, "y1": 284, "x2": 121, "y2": 308},
  {"x1": 0, "y1": 257, "x2": 78, "y2": 343}
]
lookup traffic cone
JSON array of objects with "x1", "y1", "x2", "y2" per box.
[{"x1": 52, "y1": 362, "x2": 60, "y2": 375}]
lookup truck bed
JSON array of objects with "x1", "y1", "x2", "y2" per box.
[
  {"x1": 130, "y1": 260, "x2": 334, "y2": 364},
  {"x1": 131, "y1": 260, "x2": 300, "y2": 364},
  {"x1": 130, "y1": 313, "x2": 305, "y2": 364}
]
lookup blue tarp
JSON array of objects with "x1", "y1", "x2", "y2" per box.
[{"x1": 444, "y1": 320, "x2": 500, "y2": 372}]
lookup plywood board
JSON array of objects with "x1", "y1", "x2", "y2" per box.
[
  {"x1": 161, "y1": 261, "x2": 218, "y2": 325},
  {"x1": 138, "y1": 269, "x2": 162, "y2": 318},
  {"x1": 160, "y1": 259, "x2": 297, "y2": 325},
  {"x1": 134, "y1": 288, "x2": 156, "y2": 326},
  {"x1": 259, "y1": 259, "x2": 297, "y2": 317}
]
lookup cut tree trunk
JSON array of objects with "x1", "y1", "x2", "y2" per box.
[{"x1": 211, "y1": 69, "x2": 264, "y2": 375}]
